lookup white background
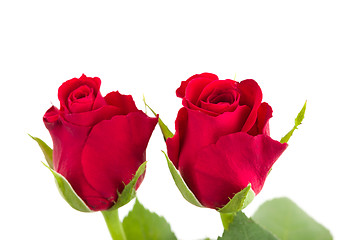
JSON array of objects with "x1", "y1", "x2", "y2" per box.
[{"x1": 1, "y1": 0, "x2": 359, "y2": 239}]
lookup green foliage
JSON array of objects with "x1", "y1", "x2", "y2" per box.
[
  {"x1": 163, "y1": 150, "x2": 256, "y2": 212},
  {"x1": 32, "y1": 135, "x2": 146, "y2": 212},
  {"x1": 280, "y1": 101, "x2": 307, "y2": 144},
  {"x1": 143, "y1": 96, "x2": 174, "y2": 140},
  {"x1": 163, "y1": 151, "x2": 204, "y2": 207},
  {"x1": 109, "y1": 161, "x2": 147, "y2": 211},
  {"x1": 123, "y1": 199, "x2": 177, "y2": 240},
  {"x1": 252, "y1": 197, "x2": 332, "y2": 240},
  {"x1": 29, "y1": 134, "x2": 53, "y2": 169},
  {"x1": 217, "y1": 184, "x2": 255, "y2": 214},
  {"x1": 218, "y1": 211, "x2": 278, "y2": 240},
  {"x1": 30, "y1": 135, "x2": 91, "y2": 212},
  {"x1": 43, "y1": 163, "x2": 92, "y2": 212}
]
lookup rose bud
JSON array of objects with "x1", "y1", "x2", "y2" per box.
[
  {"x1": 166, "y1": 73, "x2": 287, "y2": 209},
  {"x1": 43, "y1": 74, "x2": 158, "y2": 211}
]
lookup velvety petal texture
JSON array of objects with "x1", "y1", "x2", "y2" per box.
[
  {"x1": 166, "y1": 73, "x2": 287, "y2": 209},
  {"x1": 44, "y1": 75, "x2": 157, "y2": 211},
  {"x1": 81, "y1": 112, "x2": 158, "y2": 200},
  {"x1": 192, "y1": 133, "x2": 287, "y2": 208}
]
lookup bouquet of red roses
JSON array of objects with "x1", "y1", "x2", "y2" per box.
[{"x1": 31, "y1": 73, "x2": 330, "y2": 240}]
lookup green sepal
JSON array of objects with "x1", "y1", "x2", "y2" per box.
[
  {"x1": 42, "y1": 162, "x2": 92, "y2": 212},
  {"x1": 252, "y1": 197, "x2": 332, "y2": 240},
  {"x1": 163, "y1": 151, "x2": 256, "y2": 211},
  {"x1": 143, "y1": 96, "x2": 174, "y2": 140},
  {"x1": 31, "y1": 135, "x2": 92, "y2": 212},
  {"x1": 280, "y1": 101, "x2": 307, "y2": 144},
  {"x1": 29, "y1": 134, "x2": 54, "y2": 169},
  {"x1": 32, "y1": 135, "x2": 146, "y2": 212},
  {"x1": 217, "y1": 184, "x2": 255, "y2": 213},
  {"x1": 108, "y1": 161, "x2": 147, "y2": 211},
  {"x1": 162, "y1": 151, "x2": 203, "y2": 208}
]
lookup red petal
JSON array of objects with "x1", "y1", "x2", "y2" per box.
[
  {"x1": 63, "y1": 105, "x2": 125, "y2": 127},
  {"x1": 58, "y1": 75, "x2": 102, "y2": 113},
  {"x1": 237, "y1": 79, "x2": 263, "y2": 133},
  {"x1": 172, "y1": 106, "x2": 250, "y2": 189},
  {"x1": 190, "y1": 132, "x2": 287, "y2": 208},
  {"x1": 67, "y1": 85, "x2": 95, "y2": 113},
  {"x1": 184, "y1": 77, "x2": 216, "y2": 105},
  {"x1": 176, "y1": 73, "x2": 219, "y2": 99},
  {"x1": 81, "y1": 112, "x2": 158, "y2": 200},
  {"x1": 248, "y1": 102, "x2": 273, "y2": 136},
  {"x1": 166, "y1": 107, "x2": 188, "y2": 168},
  {"x1": 104, "y1": 91, "x2": 138, "y2": 114},
  {"x1": 43, "y1": 106, "x2": 60, "y2": 123},
  {"x1": 197, "y1": 79, "x2": 240, "y2": 115},
  {"x1": 44, "y1": 114, "x2": 112, "y2": 210}
]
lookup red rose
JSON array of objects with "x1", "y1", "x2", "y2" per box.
[
  {"x1": 166, "y1": 73, "x2": 287, "y2": 209},
  {"x1": 43, "y1": 74, "x2": 158, "y2": 211}
]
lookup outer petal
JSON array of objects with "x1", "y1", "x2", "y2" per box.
[
  {"x1": 166, "y1": 107, "x2": 188, "y2": 168},
  {"x1": 190, "y1": 132, "x2": 287, "y2": 209},
  {"x1": 248, "y1": 102, "x2": 273, "y2": 136},
  {"x1": 237, "y1": 79, "x2": 263, "y2": 133},
  {"x1": 43, "y1": 109, "x2": 112, "y2": 211},
  {"x1": 44, "y1": 105, "x2": 60, "y2": 123},
  {"x1": 81, "y1": 111, "x2": 158, "y2": 202},
  {"x1": 256, "y1": 102, "x2": 272, "y2": 136},
  {"x1": 104, "y1": 91, "x2": 138, "y2": 114},
  {"x1": 63, "y1": 105, "x2": 125, "y2": 127},
  {"x1": 169, "y1": 106, "x2": 251, "y2": 189}
]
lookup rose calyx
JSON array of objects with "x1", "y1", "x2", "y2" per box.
[{"x1": 31, "y1": 135, "x2": 147, "y2": 212}]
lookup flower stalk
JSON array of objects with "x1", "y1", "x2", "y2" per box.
[
  {"x1": 102, "y1": 209, "x2": 127, "y2": 240},
  {"x1": 220, "y1": 212, "x2": 236, "y2": 230}
]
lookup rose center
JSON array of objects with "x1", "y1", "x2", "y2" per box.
[
  {"x1": 209, "y1": 92, "x2": 235, "y2": 105},
  {"x1": 69, "y1": 85, "x2": 93, "y2": 102},
  {"x1": 67, "y1": 85, "x2": 95, "y2": 113},
  {"x1": 74, "y1": 91, "x2": 87, "y2": 99}
]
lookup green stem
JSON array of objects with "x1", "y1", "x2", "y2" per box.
[
  {"x1": 102, "y1": 209, "x2": 127, "y2": 240},
  {"x1": 220, "y1": 212, "x2": 236, "y2": 230}
]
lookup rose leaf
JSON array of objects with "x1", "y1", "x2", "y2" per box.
[
  {"x1": 123, "y1": 198, "x2": 177, "y2": 240},
  {"x1": 252, "y1": 197, "x2": 332, "y2": 240},
  {"x1": 218, "y1": 211, "x2": 278, "y2": 240}
]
